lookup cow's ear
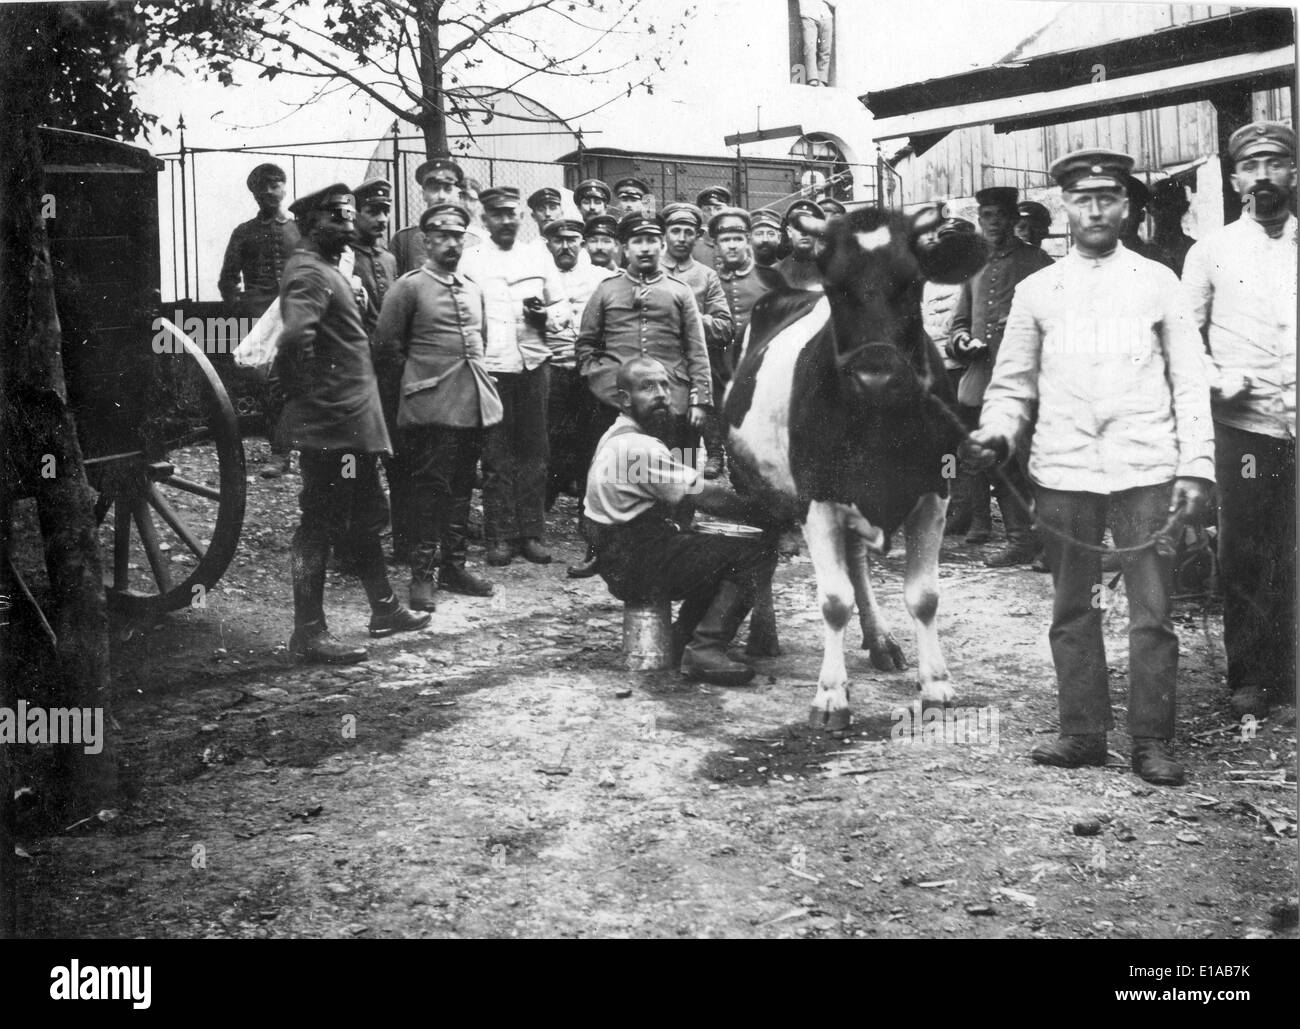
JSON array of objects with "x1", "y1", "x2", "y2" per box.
[{"x1": 910, "y1": 204, "x2": 989, "y2": 284}]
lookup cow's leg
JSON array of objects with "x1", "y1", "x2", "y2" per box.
[
  {"x1": 847, "y1": 533, "x2": 907, "y2": 671},
  {"x1": 803, "y1": 501, "x2": 854, "y2": 730},
  {"x1": 745, "y1": 572, "x2": 781, "y2": 657},
  {"x1": 904, "y1": 492, "x2": 956, "y2": 709}
]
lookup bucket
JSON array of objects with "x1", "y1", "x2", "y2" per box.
[{"x1": 622, "y1": 600, "x2": 672, "y2": 671}]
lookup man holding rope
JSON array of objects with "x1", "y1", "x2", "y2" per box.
[{"x1": 963, "y1": 148, "x2": 1214, "y2": 786}]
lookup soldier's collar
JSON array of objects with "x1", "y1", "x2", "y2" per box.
[
  {"x1": 257, "y1": 209, "x2": 289, "y2": 224},
  {"x1": 718, "y1": 258, "x2": 754, "y2": 279},
  {"x1": 624, "y1": 268, "x2": 665, "y2": 285}
]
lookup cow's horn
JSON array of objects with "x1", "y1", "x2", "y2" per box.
[{"x1": 791, "y1": 212, "x2": 828, "y2": 238}]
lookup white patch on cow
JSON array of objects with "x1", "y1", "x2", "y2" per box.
[
  {"x1": 729, "y1": 296, "x2": 831, "y2": 497},
  {"x1": 855, "y1": 226, "x2": 892, "y2": 252}
]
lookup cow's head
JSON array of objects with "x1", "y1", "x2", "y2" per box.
[{"x1": 792, "y1": 204, "x2": 987, "y2": 408}]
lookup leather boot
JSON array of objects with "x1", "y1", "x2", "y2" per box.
[
  {"x1": 944, "y1": 474, "x2": 972, "y2": 536},
  {"x1": 567, "y1": 544, "x2": 599, "y2": 579},
  {"x1": 408, "y1": 546, "x2": 441, "y2": 611},
  {"x1": 1030, "y1": 733, "x2": 1108, "y2": 768},
  {"x1": 486, "y1": 541, "x2": 514, "y2": 566},
  {"x1": 1131, "y1": 737, "x2": 1185, "y2": 786},
  {"x1": 517, "y1": 537, "x2": 552, "y2": 564},
  {"x1": 440, "y1": 562, "x2": 494, "y2": 597},
  {"x1": 671, "y1": 591, "x2": 713, "y2": 667},
  {"x1": 368, "y1": 594, "x2": 432, "y2": 638},
  {"x1": 965, "y1": 472, "x2": 993, "y2": 545},
  {"x1": 986, "y1": 487, "x2": 1037, "y2": 566},
  {"x1": 681, "y1": 580, "x2": 756, "y2": 686},
  {"x1": 289, "y1": 621, "x2": 367, "y2": 664}
]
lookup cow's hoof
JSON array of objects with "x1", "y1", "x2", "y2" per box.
[
  {"x1": 808, "y1": 705, "x2": 852, "y2": 731},
  {"x1": 919, "y1": 682, "x2": 957, "y2": 710},
  {"x1": 865, "y1": 636, "x2": 908, "y2": 672}
]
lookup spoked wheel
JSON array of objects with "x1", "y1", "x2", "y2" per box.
[{"x1": 90, "y1": 322, "x2": 245, "y2": 621}]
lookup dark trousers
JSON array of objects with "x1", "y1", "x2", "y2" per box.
[
  {"x1": 1215, "y1": 423, "x2": 1296, "y2": 696},
  {"x1": 404, "y1": 424, "x2": 483, "y2": 570},
  {"x1": 292, "y1": 449, "x2": 393, "y2": 627},
  {"x1": 483, "y1": 364, "x2": 550, "y2": 543},
  {"x1": 1037, "y1": 482, "x2": 1178, "y2": 739},
  {"x1": 592, "y1": 512, "x2": 776, "y2": 629},
  {"x1": 378, "y1": 370, "x2": 412, "y2": 555},
  {"x1": 960, "y1": 402, "x2": 1033, "y2": 540},
  {"x1": 546, "y1": 366, "x2": 588, "y2": 509}
]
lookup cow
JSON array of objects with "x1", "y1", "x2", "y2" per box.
[{"x1": 724, "y1": 204, "x2": 988, "y2": 729}]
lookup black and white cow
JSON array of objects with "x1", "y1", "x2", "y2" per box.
[{"x1": 725, "y1": 205, "x2": 988, "y2": 729}]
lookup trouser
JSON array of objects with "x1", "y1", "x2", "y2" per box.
[
  {"x1": 482, "y1": 364, "x2": 550, "y2": 543},
  {"x1": 703, "y1": 344, "x2": 731, "y2": 467},
  {"x1": 263, "y1": 372, "x2": 291, "y2": 458},
  {"x1": 1214, "y1": 423, "x2": 1296, "y2": 696},
  {"x1": 991, "y1": 445, "x2": 1036, "y2": 544},
  {"x1": 378, "y1": 368, "x2": 412, "y2": 555},
  {"x1": 404, "y1": 424, "x2": 483, "y2": 571},
  {"x1": 589, "y1": 511, "x2": 777, "y2": 629},
  {"x1": 1037, "y1": 482, "x2": 1178, "y2": 739},
  {"x1": 958, "y1": 404, "x2": 992, "y2": 525},
  {"x1": 546, "y1": 365, "x2": 588, "y2": 509},
  {"x1": 800, "y1": 8, "x2": 834, "y2": 84},
  {"x1": 292, "y1": 449, "x2": 393, "y2": 627}
]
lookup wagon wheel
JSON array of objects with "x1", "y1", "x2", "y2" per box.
[{"x1": 91, "y1": 322, "x2": 245, "y2": 620}]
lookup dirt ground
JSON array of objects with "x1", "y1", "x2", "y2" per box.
[{"x1": 12, "y1": 441, "x2": 1299, "y2": 939}]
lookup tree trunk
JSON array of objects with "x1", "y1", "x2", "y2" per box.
[
  {"x1": 417, "y1": 0, "x2": 450, "y2": 159},
  {"x1": 0, "y1": 6, "x2": 118, "y2": 831}
]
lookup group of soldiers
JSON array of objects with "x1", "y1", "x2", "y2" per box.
[
  {"x1": 217, "y1": 118, "x2": 1294, "y2": 784},
  {"x1": 219, "y1": 155, "x2": 842, "y2": 667}
]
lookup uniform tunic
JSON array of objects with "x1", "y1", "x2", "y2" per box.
[
  {"x1": 575, "y1": 268, "x2": 713, "y2": 414},
  {"x1": 717, "y1": 260, "x2": 781, "y2": 359},
  {"x1": 775, "y1": 253, "x2": 825, "y2": 292},
  {"x1": 274, "y1": 248, "x2": 390, "y2": 454},
  {"x1": 949, "y1": 237, "x2": 1054, "y2": 406},
  {"x1": 218, "y1": 212, "x2": 300, "y2": 314},
  {"x1": 349, "y1": 241, "x2": 398, "y2": 340},
  {"x1": 374, "y1": 267, "x2": 502, "y2": 429},
  {"x1": 663, "y1": 256, "x2": 734, "y2": 353}
]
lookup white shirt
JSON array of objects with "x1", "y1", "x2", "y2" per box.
[
  {"x1": 982, "y1": 242, "x2": 1215, "y2": 494},
  {"x1": 585, "y1": 415, "x2": 699, "y2": 525},
  {"x1": 545, "y1": 262, "x2": 618, "y2": 367},
  {"x1": 1181, "y1": 213, "x2": 1296, "y2": 439},
  {"x1": 459, "y1": 240, "x2": 562, "y2": 374}
]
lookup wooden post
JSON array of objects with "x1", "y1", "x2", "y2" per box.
[{"x1": 1211, "y1": 86, "x2": 1255, "y2": 226}]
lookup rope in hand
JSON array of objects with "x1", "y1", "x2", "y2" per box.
[{"x1": 924, "y1": 393, "x2": 1190, "y2": 558}]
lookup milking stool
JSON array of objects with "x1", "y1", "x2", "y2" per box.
[{"x1": 622, "y1": 597, "x2": 673, "y2": 671}]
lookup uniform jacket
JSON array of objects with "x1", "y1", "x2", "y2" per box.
[
  {"x1": 949, "y1": 238, "x2": 1054, "y2": 405},
  {"x1": 718, "y1": 260, "x2": 781, "y2": 367},
  {"x1": 274, "y1": 247, "x2": 391, "y2": 454},
  {"x1": 350, "y1": 241, "x2": 398, "y2": 340},
  {"x1": 980, "y1": 243, "x2": 1215, "y2": 494},
  {"x1": 374, "y1": 266, "x2": 503, "y2": 430},
  {"x1": 1181, "y1": 213, "x2": 1296, "y2": 439},
  {"x1": 575, "y1": 268, "x2": 712, "y2": 413},
  {"x1": 218, "y1": 212, "x2": 300, "y2": 314},
  {"x1": 664, "y1": 256, "x2": 734, "y2": 351}
]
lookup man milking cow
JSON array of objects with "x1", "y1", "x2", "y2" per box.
[{"x1": 585, "y1": 357, "x2": 776, "y2": 685}]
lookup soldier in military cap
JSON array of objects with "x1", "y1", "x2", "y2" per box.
[
  {"x1": 583, "y1": 214, "x2": 620, "y2": 271},
  {"x1": 818, "y1": 197, "x2": 847, "y2": 217},
  {"x1": 374, "y1": 202, "x2": 503, "y2": 610},
  {"x1": 1182, "y1": 119, "x2": 1297, "y2": 719},
  {"x1": 343, "y1": 177, "x2": 410, "y2": 565},
  {"x1": 391, "y1": 158, "x2": 465, "y2": 275},
  {"x1": 1119, "y1": 174, "x2": 1174, "y2": 270},
  {"x1": 576, "y1": 211, "x2": 712, "y2": 483},
  {"x1": 692, "y1": 186, "x2": 733, "y2": 267},
  {"x1": 749, "y1": 208, "x2": 784, "y2": 269},
  {"x1": 1148, "y1": 180, "x2": 1196, "y2": 277},
  {"x1": 575, "y1": 178, "x2": 612, "y2": 221},
  {"x1": 277, "y1": 184, "x2": 431, "y2": 663},
  {"x1": 527, "y1": 187, "x2": 564, "y2": 234},
  {"x1": 613, "y1": 176, "x2": 652, "y2": 217},
  {"x1": 218, "y1": 162, "x2": 301, "y2": 478},
  {"x1": 964, "y1": 148, "x2": 1213, "y2": 786},
  {"x1": 775, "y1": 198, "x2": 826, "y2": 292},
  {"x1": 1014, "y1": 200, "x2": 1052, "y2": 249},
  {"x1": 711, "y1": 208, "x2": 782, "y2": 369},
  {"x1": 948, "y1": 184, "x2": 1053, "y2": 564},
  {"x1": 459, "y1": 185, "x2": 563, "y2": 566}
]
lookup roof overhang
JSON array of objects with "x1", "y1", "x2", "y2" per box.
[{"x1": 870, "y1": 44, "x2": 1296, "y2": 144}]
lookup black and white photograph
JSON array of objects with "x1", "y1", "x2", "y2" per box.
[{"x1": 0, "y1": 0, "x2": 1296, "y2": 960}]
